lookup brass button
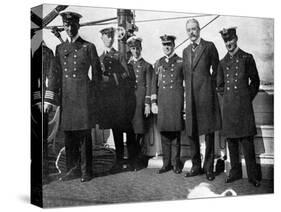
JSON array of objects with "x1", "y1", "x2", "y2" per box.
[
  {"x1": 226, "y1": 74, "x2": 229, "y2": 77},
  {"x1": 74, "y1": 68, "x2": 77, "y2": 71},
  {"x1": 234, "y1": 86, "x2": 237, "y2": 89},
  {"x1": 171, "y1": 80, "x2": 173, "y2": 83},
  {"x1": 64, "y1": 62, "x2": 66, "y2": 65},
  {"x1": 170, "y1": 86, "x2": 173, "y2": 88},
  {"x1": 74, "y1": 61, "x2": 77, "y2": 64},
  {"x1": 74, "y1": 55, "x2": 77, "y2": 58},
  {"x1": 163, "y1": 86, "x2": 166, "y2": 89},
  {"x1": 227, "y1": 87, "x2": 230, "y2": 90},
  {"x1": 75, "y1": 49, "x2": 78, "y2": 52},
  {"x1": 236, "y1": 59, "x2": 239, "y2": 63},
  {"x1": 226, "y1": 67, "x2": 229, "y2": 70},
  {"x1": 236, "y1": 66, "x2": 238, "y2": 69},
  {"x1": 73, "y1": 74, "x2": 76, "y2": 78},
  {"x1": 65, "y1": 74, "x2": 68, "y2": 78},
  {"x1": 227, "y1": 80, "x2": 230, "y2": 83},
  {"x1": 64, "y1": 68, "x2": 67, "y2": 72}
]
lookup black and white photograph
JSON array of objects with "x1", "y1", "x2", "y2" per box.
[{"x1": 30, "y1": 2, "x2": 275, "y2": 208}]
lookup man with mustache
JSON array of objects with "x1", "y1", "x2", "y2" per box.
[
  {"x1": 217, "y1": 27, "x2": 260, "y2": 187},
  {"x1": 151, "y1": 35, "x2": 184, "y2": 174},
  {"x1": 183, "y1": 19, "x2": 222, "y2": 181},
  {"x1": 44, "y1": 12, "x2": 103, "y2": 182}
]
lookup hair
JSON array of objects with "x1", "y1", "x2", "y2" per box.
[{"x1": 186, "y1": 18, "x2": 200, "y2": 30}]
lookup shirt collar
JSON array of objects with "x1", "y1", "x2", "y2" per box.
[
  {"x1": 133, "y1": 55, "x2": 142, "y2": 62},
  {"x1": 192, "y1": 37, "x2": 201, "y2": 45},
  {"x1": 66, "y1": 33, "x2": 79, "y2": 43},
  {"x1": 104, "y1": 47, "x2": 113, "y2": 54},
  {"x1": 128, "y1": 55, "x2": 142, "y2": 64},
  {"x1": 229, "y1": 46, "x2": 239, "y2": 57},
  {"x1": 164, "y1": 52, "x2": 175, "y2": 62}
]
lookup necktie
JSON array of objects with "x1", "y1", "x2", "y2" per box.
[{"x1": 192, "y1": 42, "x2": 198, "y2": 52}]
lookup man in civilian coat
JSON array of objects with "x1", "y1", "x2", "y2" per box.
[
  {"x1": 217, "y1": 27, "x2": 260, "y2": 187},
  {"x1": 183, "y1": 19, "x2": 222, "y2": 181},
  {"x1": 44, "y1": 12, "x2": 103, "y2": 182},
  {"x1": 151, "y1": 35, "x2": 184, "y2": 174},
  {"x1": 99, "y1": 27, "x2": 137, "y2": 170},
  {"x1": 127, "y1": 36, "x2": 152, "y2": 170}
]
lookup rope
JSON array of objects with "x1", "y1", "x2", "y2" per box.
[
  {"x1": 175, "y1": 15, "x2": 220, "y2": 49},
  {"x1": 136, "y1": 14, "x2": 213, "y2": 23}
]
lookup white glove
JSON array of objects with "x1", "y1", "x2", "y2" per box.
[
  {"x1": 151, "y1": 103, "x2": 158, "y2": 114},
  {"x1": 144, "y1": 104, "x2": 150, "y2": 117},
  {"x1": 43, "y1": 102, "x2": 53, "y2": 113}
]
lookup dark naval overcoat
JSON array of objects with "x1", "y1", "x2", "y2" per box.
[
  {"x1": 217, "y1": 48, "x2": 260, "y2": 138},
  {"x1": 128, "y1": 57, "x2": 152, "y2": 134},
  {"x1": 46, "y1": 37, "x2": 102, "y2": 131},
  {"x1": 151, "y1": 54, "x2": 184, "y2": 132},
  {"x1": 98, "y1": 48, "x2": 136, "y2": 130}
]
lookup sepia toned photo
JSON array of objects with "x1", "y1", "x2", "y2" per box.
[{"x1": 31, "y1": 3, "x2": 274, "y2": 208}]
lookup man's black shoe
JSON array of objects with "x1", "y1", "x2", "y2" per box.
[
  {"x1": 81, "y1": 175, "x2": 92, "y2": 183},
  {"x1": 184, "y1": 168, "x2": 202, "y2": 177},
  {"x1": 157, "y1": 166, "x2": 172, "y2": 174},
  {"x1": 206, "y1": 172, "x2": 215, "y2": 181},
  {"x1": 225, "y1": 175, "x2": 242, "y2": 183},
  {"x1": 173, "y1": 166, "x2": 182, "y2": 174},
  {"x1": 249, "y1": 179, "x2": 261, "y2": 187}
]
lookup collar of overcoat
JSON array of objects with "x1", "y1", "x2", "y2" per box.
[
  {"x1": 100, "y1": 47, "x2": 117, "y2": 61},
  {"x1": 187, "y1": 38, "x2": 207, "y2": 70},
  {"x1": 63, "y1": 36, "x2": 85, "y2": 56}
]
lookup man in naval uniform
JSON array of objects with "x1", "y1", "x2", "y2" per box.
[
  {"x1": 99, "y1": 27, "x2": 137, "y2": 170},
  {"x1": 127, "y1": 36, "x2": 152, "y2": 170},
  {"x1": 31, "y1": 41, "x2": 54, "y2": 184},
  {"x1": 44, "y1": 12, "x2": 102, "y2": 182},
  {"x1": 151, "y1": 35, "x2": 184, "y2": 174},
  {"x1": 183, "y1": 19, "x2": 222, "y2": 181},
  {"x1": 217, "y1": 27, "x2": 261, "y2": 187}
]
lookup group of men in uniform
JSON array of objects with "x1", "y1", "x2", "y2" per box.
[{"x1": 31, "y1": 11, "x2": 261, "y2": 187}]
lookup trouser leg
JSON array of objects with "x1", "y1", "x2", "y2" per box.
[
  {"x1": 171, "y1": 132, "x2": 181, "y2": 167},
  {"x1": 187, "y1": 134, "x2": 201, "y2": 169},
  {"x1": 64, "y1": 131, "x2": 80, "y2": 171},
  {"x1": 241, "y1": 136, "x2": 259, "y2": 181},
  {"x1": 160, "y1": 132, "x2": 172, "y2": 168},
  {"x1": 112, "y1": 128, "x2": 124, "y2": 161},
  {"x1": 227, "y1": 138, "x2": 242, "y2": 177},
  {"x1": 80, "y1": 130, "x2": 93, "y2": 177},
  {"x1": 126, "y1": 128, "x2": 139, "y2": 163},
  {"x1": 203, "y1": 132, "x2": 215, "y2": 173}
]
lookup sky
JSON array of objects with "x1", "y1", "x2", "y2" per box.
[{"x1": 31, "y1": 4, "x2": 274, "y2": 82}]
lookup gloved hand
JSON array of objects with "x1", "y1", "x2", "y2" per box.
[
  {"x1": 151, "y1": 103, "x2": 158, "y2": 114},
  {"x1": 43, "y1": 102, "x2": 54, "y2": 113},
  {"x1": 144, "y1": 104, "x2": 150, "y2": 117}
]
